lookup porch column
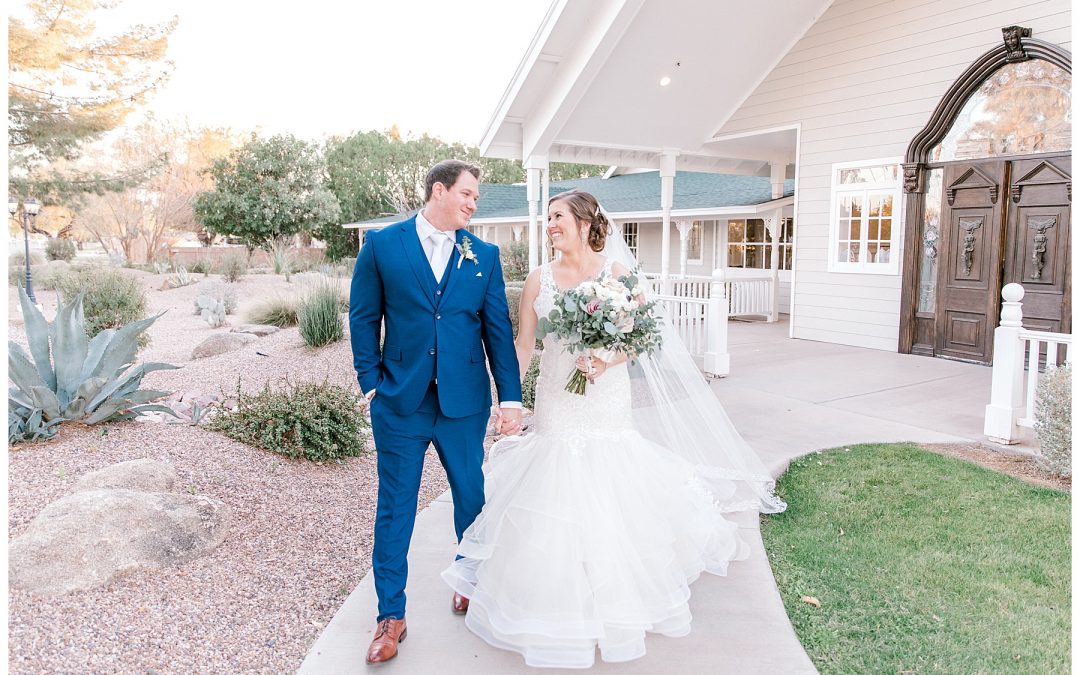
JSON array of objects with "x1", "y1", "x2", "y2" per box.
[
  {"x1": 762, "y1": 209, "x2": 782, "y2": 322},
  {"x1": 769, "y1": 161, "x2": 785, "y2": 199},
  {"x1": 541, "y1": 164, "x2": 551, "y2": 264},
  {"x1": 675, "y1": 220, "x2": 692, "y2": 277},
  {"x1": 524, "y1": 155, "x2": 547, "y2": 270},
  {"x1": 660, "y1": 151, "x2": 678, "y2": 285},
  {"x1": 512, "y1": 223, "x2": 525, "y2": 242},
  {"x1": 716, "y1": 219, "x2": 728, "y2": 270}
]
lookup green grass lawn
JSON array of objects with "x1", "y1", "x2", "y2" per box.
[{"x1": 761, "y1": 443, "x2": 1070, "y2": 674}]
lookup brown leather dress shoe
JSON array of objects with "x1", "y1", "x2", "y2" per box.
[
  {"x1": 451, "y1": 592, "x2": 470, "y2": 615},
  {"x1": 365, "y1": 618, "x2": 407, "y2": 665}
]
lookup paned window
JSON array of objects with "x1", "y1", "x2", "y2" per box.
[
  {"x1": 828, "y1": 160, "x2": 902, "y2": 274},
  {"x1": 623, "y1": 222, "x2": 639, "y2": 259},
  {"x1": 727, "y1": 219, "x2": 794, "y2": 270},
  {"x1": 687, "y1": 222, "x2": 704, "y2": 263}
]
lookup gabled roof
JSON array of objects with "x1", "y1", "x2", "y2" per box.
[
  {"x1": 345, "y1": 171, "x2": 794, "y2": 227},
  {"x1": 479, "y1": 0, "x2": 832, "y2": 172}
]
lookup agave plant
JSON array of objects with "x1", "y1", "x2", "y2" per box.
[{"x1": 8, "y1": 287, "x2": 179, "y2": 443}]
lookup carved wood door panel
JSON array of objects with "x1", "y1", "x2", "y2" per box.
[
  {"x1": 1003, "y1": 154, "x2": 1071, "y2": 335},
  {"x1": 934, "y1": 160, "x2": 1007, "y2": 362}
]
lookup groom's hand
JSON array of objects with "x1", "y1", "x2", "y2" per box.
[{"x1": 496, "y1": 407, "x2": 523, "y2": 436}]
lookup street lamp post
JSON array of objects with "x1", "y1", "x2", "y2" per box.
[{"x1": 8, "y1": 197, "x2": 41, "y2": 304}]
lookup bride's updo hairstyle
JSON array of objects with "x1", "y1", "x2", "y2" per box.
[{"x1": 550, "y1": 190, "x2": 610, "y2": 252}]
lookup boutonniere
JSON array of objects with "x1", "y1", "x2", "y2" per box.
[{"x1": 456, "y1": 237, "x2": 479, "y2": 268}]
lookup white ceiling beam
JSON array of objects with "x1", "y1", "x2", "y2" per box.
[
  {"x1": 479, "y1": 0, "x2": 571, "y2": 153},
  {"x1": 520, "y1": 0, "x2": 646, "y2": 160}
]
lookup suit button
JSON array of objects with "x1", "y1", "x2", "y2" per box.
[
  {"x1": 435, "y1": 314, "x2": 442, "y2": 320},
  {"x1": 428, "y1": 349, "x2": 435, "y2": 356},
  {"x1": 436, "y1": 290, "x2": 443, "y2": 295}
]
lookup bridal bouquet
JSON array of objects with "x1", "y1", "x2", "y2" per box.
[{"x1": 535, "y1": 272, "x2": 664, "y2": 395}]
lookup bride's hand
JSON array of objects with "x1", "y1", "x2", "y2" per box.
[{"x1": 575, "y1": 354, "x2": 607, "y2": 383}]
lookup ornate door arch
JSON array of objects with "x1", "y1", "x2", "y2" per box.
[{"x1": 899, "y1": 26, "x2": 1071, "y2": 364}]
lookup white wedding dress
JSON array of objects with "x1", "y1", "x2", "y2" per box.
[{"x1": 442, "y1": 260, "x2": 750, "y2": 669}]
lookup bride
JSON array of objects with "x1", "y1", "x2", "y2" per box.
[{"x1": 442, "y1": 190, "x2": 786, "y2": 668}]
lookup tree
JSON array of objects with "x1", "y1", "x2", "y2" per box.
[
  {"x1": 8, "y1": 0, "x2": 176, "y2": 204},
  {"x1": 194, "y1": 134, "x2": 341, "y2": 253},
  {"x1": 322, "y1": 128, "x2": 605, "y2": 260},
  {"x1": 72, "y1": 119, "x2": 237, "y2": 263}
]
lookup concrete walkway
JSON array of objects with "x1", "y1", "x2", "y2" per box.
[{"x1": 301, "y1": 320, "x2": 1024, "y2": 674}]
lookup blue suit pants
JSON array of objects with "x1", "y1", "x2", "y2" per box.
[{"x1": 369, "y1": 382, "x2": 488, "y2": 621}]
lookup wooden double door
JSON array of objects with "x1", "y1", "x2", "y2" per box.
[{"x1": 932, "y1": 152, "x2": 1071, "y2": 364}]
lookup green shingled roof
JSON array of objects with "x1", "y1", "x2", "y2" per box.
[{"x1": 347, "y1": 171, "x2": 794, "y2": 226}]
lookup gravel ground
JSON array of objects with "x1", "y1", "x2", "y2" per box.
[{"x1": 7, "y1": 268, "x2": 486, "y2": 673}]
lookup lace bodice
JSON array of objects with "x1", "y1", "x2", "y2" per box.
[{"x1": 529, "y1": 260, "x2": 633, "y2": 436}]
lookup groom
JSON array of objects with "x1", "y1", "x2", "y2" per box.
[{"x1": 349, "y1": 160, "x2": 523, "y2": 664}]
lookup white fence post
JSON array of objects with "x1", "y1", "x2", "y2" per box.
[
  {"x1": 703, "y1": 268, "x2": 730, "y2": 377},
  {"x1": 984, "y1": 283, "x2": 1026, "y2": 444}
]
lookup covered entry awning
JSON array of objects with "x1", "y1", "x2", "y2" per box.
[{"x1": 479, "y1": 0, "x2": 832, "y2": 271}]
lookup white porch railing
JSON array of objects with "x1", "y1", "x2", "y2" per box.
[
  {"x1": 645, "y1": 268, "x2": 778, "y2": 322},
  {"x1": 654, "y1": 295, "x2": 708, "y2": 359},
  {"x1": 644, "y1": 269, "x2": 732, "y2": 376},
  {"x1": 984, "y1": 283, "x2": 1072, "y2": 444}
]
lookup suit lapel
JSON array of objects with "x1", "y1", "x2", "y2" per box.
[
  {"x1": 440, "y1": 230, "x2": 470, "y2": 308},
  {"x1": 397, "y1": 219, "x2": 437, "y2": 309}
]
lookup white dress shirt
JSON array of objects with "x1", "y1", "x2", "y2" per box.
[{"x1": 416, "y1": 210, "x2": 456, "y2": 281}]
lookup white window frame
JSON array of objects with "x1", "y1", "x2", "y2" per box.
[
  {"x1": 828, "y1": 157, "x2": 903, "y2": 275},
  {"x1": 726, "y1": 218, "x2": 771, "y2": 270},
  {"x1": 686, "y1": 221, "x2": 705, "y2": 264},
  {"x1": 623, "y1": 222, "x2": 639, "y2": 259}
]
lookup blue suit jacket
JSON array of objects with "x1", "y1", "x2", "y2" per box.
[{"x1": 349, "y1": 217, "x2": 522, "y2": 418}]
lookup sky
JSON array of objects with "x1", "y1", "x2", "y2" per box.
[{"x1": 92, "y1": 0, "x2": 553, "y2": 144}]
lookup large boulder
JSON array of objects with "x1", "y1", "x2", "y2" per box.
[
  {"x1": 72, "y1": 459, "x2": 177, "y2": 494},
  {"x1": 191, "y1": 332, "x2": 256, "y2": 359},
  {"x1": 9, "y1": 489, "x2": 230, "y2": 595}
]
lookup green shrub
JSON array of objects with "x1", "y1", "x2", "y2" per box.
[
  {"x1": 10, "y1": 250, "x2": 45, "y2": 268},
  {"x1": 501, "y1": 240, "x2": 529, "y2": 282},
  {"x1": 298, "y1": 279, "x2": 344, "y2": 347},
  {"x1": 54, "y1": 267, "x2": 148, "y2": 345},
  {"x1": 209, "y1": 379, "x2": 369, "y2": 461},
  {"x1": 522, "y1": 351, "x2": 541, "y2": 410},
  {"x1": 189, "y1": 257, "x2": 215, "y2": 275},
  {"x1": 505, "y1": 284, "x2": 541, "y2": 351},
  {"x1": 270, "y1": 240, "x2": 294, "y2": 276},
  {"x1": 246, "y1": 295, "x2": 299, "y2": 327},
  {"x1": 1034, "y1": 363, "x2": 1071, "y2": 476},
  {"x1": 45, "y1": 237, "x2": 77, "y2": 262},
  {"x1": 194, "y1": 279, "x2": 238, "y2": 315},
  {"x1": 9, "y1": 252, "x2": 44, "y2": 286},
  {"x1": 220, "y1": 254, "x2": 247, "y2": 282},
  {"x1": 506, "y1": 286, "x2": 523, "y2": 338},
  {"x1": 31, "y1": 261, "x2": 71, "y2": 290}
]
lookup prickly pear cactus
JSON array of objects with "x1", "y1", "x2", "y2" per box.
[{"x1": 196, "y1": 294, "x2": 227, "y2": 328}]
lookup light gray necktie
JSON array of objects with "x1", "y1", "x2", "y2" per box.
[{"x1": 428, "y1": 232, "x2": 453, "y2": 281}]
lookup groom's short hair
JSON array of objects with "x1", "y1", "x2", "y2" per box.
[{"x1": 425, "y1": 160, "x2": 481, "y2": 201}]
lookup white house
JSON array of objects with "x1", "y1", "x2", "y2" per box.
[
  {"x1": 476, "y1": 0, "x2": 1071, "y2": 365},
  {"x1": 345, "y1": 169, "x2": 797, "y2": 313}
]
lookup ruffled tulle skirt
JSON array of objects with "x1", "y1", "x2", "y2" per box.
[{"x1": 441, "y1": 427, "x2": 749, "y2": 668}]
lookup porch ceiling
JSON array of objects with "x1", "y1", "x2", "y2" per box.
[{"x1": 481, "y1": 0, "x2": 832, "y2": 173}]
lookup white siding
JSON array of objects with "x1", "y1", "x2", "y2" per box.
[{"x1": 715, "y1": 0, "x2": 1071, "y2": 350}]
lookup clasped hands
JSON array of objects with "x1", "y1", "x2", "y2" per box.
[{"x1": 494, "y1": 406, "x2": 523, "y2": 436}]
